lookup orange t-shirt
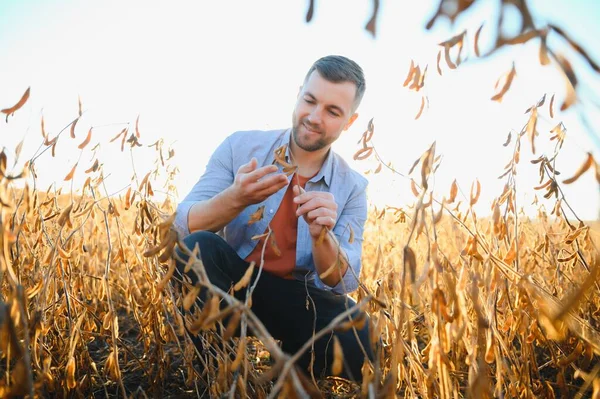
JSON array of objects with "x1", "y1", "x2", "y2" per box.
[{"x1": 245, "y1": 174, "x2": 311, "y2": 279}]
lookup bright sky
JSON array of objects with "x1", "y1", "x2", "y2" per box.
[{"x1": 1, "y1": 0, "x2": 599, "y2": 220}]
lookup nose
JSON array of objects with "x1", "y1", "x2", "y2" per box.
[{"x1": 307, "y1": 106, "x2": 323, "y2": 126}]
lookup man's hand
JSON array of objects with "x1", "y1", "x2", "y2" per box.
[
  {"x1": 230, "y1": 158, "x2": 288, "y2": 208},
  {"x1": 293, "y1": 185, "x2": 337, "y2": 238},
  {"x1": 293, "y1": 185, "x2": 348, "y2": 287}
]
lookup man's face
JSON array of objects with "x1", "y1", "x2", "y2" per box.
[{"x1": 292, "y1": 70, "x2": 359, "y2": 153}]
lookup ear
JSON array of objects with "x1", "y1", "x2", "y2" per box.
[{"x1": 343, "y1": 113, "x2": 359, "y2": 131}]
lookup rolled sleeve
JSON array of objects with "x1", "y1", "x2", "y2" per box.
[
  {"x1": 173, "y1": 201, "x2": 195, "y2": 237},
  {"x1": 174, "y1": 136, "x2": 235, "y2": 237},
  {"x1": 326, "y1": 183, "x2": 368, "y2": 295}
]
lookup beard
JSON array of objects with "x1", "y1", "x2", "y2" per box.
[{"x1": 291, "y1": 118, "x2": 331, "y2": 152}]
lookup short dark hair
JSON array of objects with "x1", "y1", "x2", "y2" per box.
[{"x1": 304, "y1": 55, "x2": 366, "y2": 111}]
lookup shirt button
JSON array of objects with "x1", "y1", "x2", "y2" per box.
[{"x1": 269, "y1": 209, "x2": 274, "y2": 214}]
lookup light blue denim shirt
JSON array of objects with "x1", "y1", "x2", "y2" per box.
[{"x1": 174, "y1": 128, "x2": 368, "y2": 294}]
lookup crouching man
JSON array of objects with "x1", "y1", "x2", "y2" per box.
[{"x1": 173, "y1": 55, "x2": 373, "y2": 381}]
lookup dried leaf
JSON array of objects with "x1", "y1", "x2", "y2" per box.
[
  {"x1": 273, "y1": 144, "x2": 291, "y2": 167},
  {"x1": 353, "y1": 147, "x2": 373, "y2": 161},
  {"x1": 78, "y1": 128, "x2": 92, "y2": 149},
  {"x1": 135, "y1": 115, "x2": 141, "y2": 138},
  {"x1": 549, "y1": 93, "x2": 555, "y2": 118},
  {"x1": 474, "y1": 23, "x2": 484, "y2": 57},
  {"x1": 470, "y1": 179, "x2": 481, "y2": 206},
  {"x1": 407, "y1": 157, "x2": 422, "y2": 177},
  {"x1": 504, "y1": 239, "x2": 516, "y2": 264},
  {"x1": 41, "y1": 115, "x2": 47, "y2": 141},
  {"x1": 234, "y1": 262, "x2": 255, "y2": 292},
  {"x1": 183, "y1": 285, "x2": 201, "y2": 311},
  {"x1": 66, "y1": 356, "x2": 76, "y2": 389},
  {"x1": 64, "y1": 163, "x2": 78, "y2": 181},
  {"x1": 0, "y1": 151, "x2": 6, "y2": 178},
  {"x1": 565, "y1": 226, "x2": 587, "y2": 245},
  {"x1": 415, "y1": 96, "x2": 426, "y2": 120},
  {"x1": 438, "y1": 30, "x2": 466, "y2": 47},
  {"x1": 364, "y1": 0, "x2": 379, "y2": 37},
  {"x1": 536, "y1": 93, "x2": 547, "y2": 108},
  {"x1": 408, "y1": 65, "x2": 421, "y2": 90},
  {"x1": 137, "y1": 172, "x2": 151, "y2": 192},
  {"x1": 316, "y1": 226, "x2": 327, "y2": 246},
  {"x1": 410, "y1": 179, "x2": 420, "y2": 197},
  {"x1": 58, "y1": 203, "x2": 74, "y2": 227},
  {"x1": 57, "y1": 242, "x2": 72, "y2": 259},
  {"x1": 305, "y1": 0, "x2": 314, "y2": 22},
  {"x1": 15, "y1": 139, "x2": 24, "y2": 160},
  {"x1": 561, "y1": 80, "x2": 577, "y2": 111},
  {"x1": 121, "y1": 129, "x2": 127, "y2": 152},
  {"x1": 491, "y1": 63, "x2": 516, "y2": 102},
  {"x1": 332, "y1": 336, "x2": 344, "y2": 375},
  {"x1": 436, "y1": 50, "x2": 443, "y2": 75},
  {"x1": 448, "y1": 179, "x2": 458, "y2": 203},
  {"x1": 223, "y1": 310, "x2": 242, "y2": 340},
  {"x1": 404, "y1": 246, "x2": 416, "y2": 283},
  {"x1": 231, "y1": 337, "x2": 246, "y2": 371},
  {"x1": 557, "y1": 250, "x2": 577, "y2": 263},
  {"x1": 563, "y1": 153, "x2": 593, "y2": 184},
  {"x1": 84, "y1": 159, "x2": 99, "y2": 174},
  {"x1": 70, "y1": 117, "x2": 79, "y2": 139},
  {"x1": 503, "y1": 131, "x2": 512, "y2": 147},
  {"x1": 539, "y1": 35, "x2": 551, "y2": 65},
  {"x1": 550, "y1": 122, "x2": 567, "y2": 144},
  {"x1": 147, "y1": 180, "x2": 154, "y2": 197},
  {"x1": 248, "y1": 205, "x2": 265, "y2": 225},
  {"x1": 403, "y1": 60, "x2": 415, "y2": 87},
  {"x1": 269, "y1": 233, "x2": 281, "y2": 256},
  {"x1": 319, "y1": 259, "x2": 338, "y2": 280},
  {"x1": 2, "y1": 87, "x2": 30, "y2": 121},
  {"x1": 534, "y1": 179, "x2": 553, "y2": 190},
  {"x1": 526, "y1": 107, "x2": 538, "y2": 154},
  {"x1": 444, "y1": 45, "x2": 456, "y2": 69},
  {"x1": 156, "y1": 258, "x2": 177, "y2": 291}
]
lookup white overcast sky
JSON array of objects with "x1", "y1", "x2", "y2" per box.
[{"x1": 1, "y1": 0, "x2": 599, "y2": 219}]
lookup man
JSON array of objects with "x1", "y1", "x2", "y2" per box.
[{"x1": 173, "y1": 55, "x2": 373, "y2": 381}]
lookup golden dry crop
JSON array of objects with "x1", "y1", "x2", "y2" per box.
[{"x1": 1, "y1": 90, "x2": 600, "y2": 399}]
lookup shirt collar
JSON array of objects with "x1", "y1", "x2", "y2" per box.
[{"x1": 281, "y1": 128, "x2": 333, "y2": 187}]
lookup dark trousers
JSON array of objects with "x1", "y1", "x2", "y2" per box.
[{"x1": 174, "y1": 231, "x2": 374, "y2": 381}]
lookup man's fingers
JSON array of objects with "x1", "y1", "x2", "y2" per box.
[
  {"x1": 307, "y1": 208, "x2": 335, "y2": 221},
  {"x1": 292, "y1": 185, "x2": 306, "y2": 196},
  {"x1": 255, "y1": 180, "x2": 288, "y2": 199},
  {"x1": 293, "y1": 191, "x2": 332, "y2": 205},
  {"x1": 238, "y1": 157, "x2": 258, "y2": 174},
  {"x1": 246, "y1": 164, "x2": 280, "y2": 181},
  {"x1": 252, "y1": 173, "x2": 288, "y2": 192},
  {"x1": 314, "y1": 216, "x2": 336, "y2": 229},
  {"x1": 296, "y1": 197, "x2": 336, "y2": 217}
]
